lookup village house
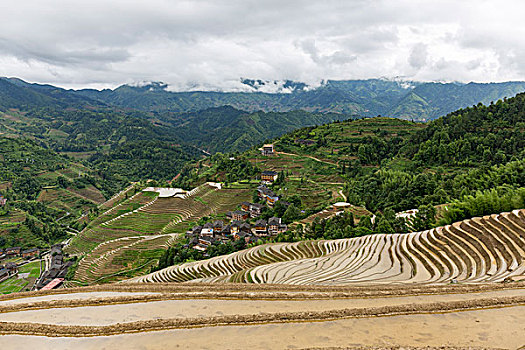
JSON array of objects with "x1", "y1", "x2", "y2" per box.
[
  {"x1": 266, "y1": 193, "x2": 279, "y2": 208},
  {"x1": 198, "y1": 236, "x2": 217, "y2": 247},
  {"x1": 199, "y1": 222, "x2": 213, "y2": 237},
  {"x1": 240, "y1": 201, "x2": 264, "y2": 218},
  {"x1": 261, "y1": 170, "x2": 278, "y2": 183},
  {"x1": 254, "y1": 219, "x2": 268, "y2": 236},
  {"x1": 21, "y1": 248, "x2": 40, "y2": 259},
  {"x1": 234, "y1": 230, "x2": 256, "y2": 244},
  {"x1": 192, "y1": 243, "x2": 207, "y2": 252},
  {"x1": 213, "y1": 220, "x2": 224, "y2": 232},
  {"x1": 257, "y1": 185, "x2": 279, "y2": 208},
  {"x1": 231, "y1": 210, "x2": 249, "y2": 221},
  {"x1": 249, "y1": 203, "x2": 264, "y2": 218},
  {"x1": 0, "y1": 195, "x2": 7, "y2": 206},
  {"x1": 37, "y1": 244, "x2": 72, "y2": 290},
  {"x1": 220, "y1": 224, "x2": 231, "y2": 237},
  {"x1": 261, "y1": 144, "x2": 274, "y2": 156},
  {"x1": 4, "y1": 247, "x2": 21, "y2": 256},
  {"x1": 268, "y1": 217, "x2": 288, "y2": 235},
  {"x1": 230, "y1": 220, "x2": 242, "y2": 234},
  {"x1": 5, "y1": 262, "x2": 18, "y2": 275},
  {"x1": 239, "y1": 222, "x2": 251, "y2": 233}
]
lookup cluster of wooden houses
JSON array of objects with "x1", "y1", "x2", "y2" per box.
[
  {"x1": 257, "y1": 184, "x2": 280, "y2": 207},
  {"x1": 0, "y1": 247, "x2": 40, "y2": 260},
  {"x1": 36, "y1": 244, "x2": 72, "y2": 290},
  {"x1": 186, "y1": 217, "x2": 288, "y2": 252}
]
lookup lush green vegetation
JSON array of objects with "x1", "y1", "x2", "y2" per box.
[
  {"x1": 0, "y1": 260, "x2": 42, "y2": 294},
  {"x1": 162, "y1": 106, "x2": 354, "y2": 153},
  {"x1": 344, "y1": 94, "x2": 525, "y2": 212},
  {"x1": 175, "y1": 93, "x2": 525, "y2": 238},
  {"x1": 153, "y1": 239, "x2": 249, "y2": 272}
]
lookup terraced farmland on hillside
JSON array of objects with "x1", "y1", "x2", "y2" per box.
[
  {"x1": 68, "y1": 183, "x2": 252, "y2": 284},
  {"x1": 130, "y1": 209, "x2": 525, "y2": 285},
  {"x1": 72, "y1": 234, "x2": 177, "y2": 285}
]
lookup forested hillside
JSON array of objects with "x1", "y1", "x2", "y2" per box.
[
  {"x1": 0, "y1": 137, "x2": 115, "y2": 249},
  {"x1": 160, "y1": 106, "x2": 353, "y2": 153}
]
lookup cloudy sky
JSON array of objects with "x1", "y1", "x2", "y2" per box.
[{"x1": 0, "y1": 0, "x2": 524, "y2": 91}]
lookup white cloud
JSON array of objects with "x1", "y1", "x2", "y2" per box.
[{"x1": 0, "y1": 0, "x2": 523, "y2": 90}]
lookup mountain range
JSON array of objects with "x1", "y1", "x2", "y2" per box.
[{"x1": 2, "y1": 77, "x2": 525, "y2": 121}]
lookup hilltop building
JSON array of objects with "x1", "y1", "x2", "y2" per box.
[{"x1": 261, "y1": 144, "x2": 274, "y2": 156}]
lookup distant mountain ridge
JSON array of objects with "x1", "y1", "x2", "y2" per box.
[
  {"x1": 1, "y1": 77, "x2": 524, "y2": 121},
  {"x1": 77, "y1": 78, "x2": 525, "y2": 121}
]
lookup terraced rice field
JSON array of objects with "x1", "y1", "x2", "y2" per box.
[
  {"x1": 68, "y1": 183, "x2": 252, "y2": 284},
  {"x1": 130, "y1": 209, "x2": 525, "y2": 285},
  {"x1": 0, "y1": 283, "x2": 523, "y2": 349},
  {"x1": 73, "y1": 234, "x2": 177, "y2": 284}
]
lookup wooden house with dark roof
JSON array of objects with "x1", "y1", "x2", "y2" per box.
[
  {"x1": 5, "y1": 262, "x2": 18, "y2": 275},
  {"x1": 213, "y1": 220, "x2": 224, "y2": 232},
  {"x1": 231, "y1": 210, "x2": 249, "y2": 221},
  {"x1": 261, "y1": 170, "x2": 278, "y2": 182},
  {"x1": 254, "y1": 219, "x2": 268, "y2": 236},
  {"x1": 240, "y1": 201, "x2": 251, "y2": 211},
  {"x1": 5, "y1": 247, "x2": 21, "y2": 256},
  {"x1": 21, "y1": 248, "x2": 40, "y2": 259},
  {"x1": 261, "y1": 144, "x2": 274, "y2": 156},
  {"x1": 249, "y1": 203, "x2": 264, "y2": 217}
]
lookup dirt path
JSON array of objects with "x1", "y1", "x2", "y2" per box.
[{"x1": 276, "y1": 151, "x2": 338, "y2": 166}]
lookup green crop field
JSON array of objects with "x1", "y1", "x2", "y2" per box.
[{"x1": 0, "y1": 260, "x2": 42, "y2": 294}]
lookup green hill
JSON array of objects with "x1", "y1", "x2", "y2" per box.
[
  {"x1": 162, "y1": 106, "x2": 355, "y2": 153},
  {"x1": 175, "y1": 93, "x2": 525, "y2": 222},
  {"x1": 0, "y1": 137, "x2": 112, "y2": 249}
]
